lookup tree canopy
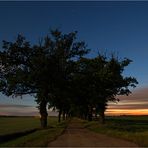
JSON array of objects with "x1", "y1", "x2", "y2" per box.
[{"x1": 0, "y1": 29, "x2": 138, "y2": 127}]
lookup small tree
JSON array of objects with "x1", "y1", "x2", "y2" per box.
[
  {"x1": 95, "y1": 55, "x2": 138, "y2": 123},
  {"x1": 70, "y1": 54, "x2": 138, "y2": 123}
]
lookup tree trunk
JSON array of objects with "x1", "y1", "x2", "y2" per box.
[
  {"x1": 62, "y1": 111, "x2": 65, "y2": 120},
  {"x1": 65, "y1": 113, "x2": 68, "y2": 120},
  {"x1": 40, "y1": 113, "x2": 48, "y2": 128},
  {"x1": 39, "y1": 99, "x2": 48, "y2": 128},
  {"x1": 84, "y1": 113, "x2": 88, "y2": 120},
  {"x1": 95, "y1": 108, "x2": 97, "y2": 118},
  {"x1": 58, "y1": 109, "x2": 62, "y2": 123},
  {"x1": 88, "y1": 106, "x2": 93, "y2": 121},
  {"x1": 88, "y1": 113, "x2": 92, "y2": 121},
  {"x1": 99, "y1": 111, "x2": 105, "y2": 124}
]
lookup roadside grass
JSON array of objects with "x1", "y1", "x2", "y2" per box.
[
  {"x1": 84, "y1": 116, "x2": 148, "y2": 147},
  {"x1": 0, "y1": 116, "x2": 68, "y2": 147},
  {"x1": 0, "y1": 116, "x2": 40, "y2": 135}
]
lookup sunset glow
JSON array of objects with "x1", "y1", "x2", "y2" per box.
[
  {"x1": 0, "y1": 87, "x2": 148, "y2": 116},
  {"x1": 104, "y1": 87, "x2": 148, "y2": 116},
  {"x1": 106, "y1": 109, "x2": 148, "y2": 116}
]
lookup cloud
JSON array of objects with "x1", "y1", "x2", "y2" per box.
[
  {"x1": 108, "y1": 104, "x2": 148, "y2": 109},
  {"x1": 106, "y1": 109, "x2": 148, "y2": 116},
  {"x1": 106, "y1": 87, "x2": 148, "y2": 115},
  {"x1": 0, "y1": 104, "x2": 58, "y2": 116},
  {"x1": 0, "y1": 104, "x2": 38, "y2": 116},
  {"x1": 1, "y1": 87, "x2": 148, "y2": 116},
  {"x1": 109, "y1": 87, "x2": 148, "y2": 106},
  {"x1": 0, "y1": 104, "x2": 32, "y2": 108},
  {"x1": 118, "y1": 87, "x2": 148, "y2": 102}
]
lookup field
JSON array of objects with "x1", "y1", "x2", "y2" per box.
[
  {"x1": 1, "y1": 116, "x2": 148, "y2": 147},
  {"x1": 84, "y1": 115, "x2": 148, "y2": 147},
  {"x1": 0, "y1": 116, "x2": 67, "y2": 147}
]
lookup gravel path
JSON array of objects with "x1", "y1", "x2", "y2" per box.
[{"x1": 48, "y1": 118, "x2": 138, "y2": 147}]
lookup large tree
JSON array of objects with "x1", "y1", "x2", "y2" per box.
[
  {"x1": 0, "y1": 30, "x2": 89, "y2": 128},
  {"x1": 0, "y1": 29, "x2": 138, "y2": 126},
  {"x1": 0, "y1": 34, "x2": 52, "y2": 128}
]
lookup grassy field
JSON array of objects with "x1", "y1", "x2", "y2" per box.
[
  {"x1": 84, "y1": 115, "x2": 148, "y2": 147},
  {"x1": 0, "y1": 116, "x2": 40, "y2": 136},
  {"x1": 0, "y1": 116, "x2": 68, "y2": 147},
  {"x1": 1, "y1": 116, "x2": 148, "y2": 147}
]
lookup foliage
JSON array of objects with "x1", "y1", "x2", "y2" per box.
[
  {"x1": 0, "y1": 29, "x2": 138, "y2": 125},
  {"x1": 70, "y1": 54, "x2": 138, "y2": 122},
  {"x1": 0, "y1": 30, "x2": 89, "y2": 127}
]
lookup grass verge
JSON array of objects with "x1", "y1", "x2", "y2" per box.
[
  {"x1": 0, "y1": 117, "x2": 69, "y2": 147},
  {"x1": 0, "y1": 116, "x2": 40, "y2": 136},
  {"x1": 84, "y1": 116, "x2": 148, "y2": 147}
]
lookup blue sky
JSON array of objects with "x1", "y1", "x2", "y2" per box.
[{"x1": 0, "y1": 1, "x2": 148, "y2": 115}]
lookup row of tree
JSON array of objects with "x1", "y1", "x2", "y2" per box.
[{"x1": 0, "y1": 30, "x2": 138, "y2": 128}]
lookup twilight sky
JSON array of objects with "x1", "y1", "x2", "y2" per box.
[{"x1": 0, "y1": 1, "x2": 148, "y2": 116}]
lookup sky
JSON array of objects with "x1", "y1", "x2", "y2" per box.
[{"x1": 0, "y1": 1, "x2": 148, "y2": 116}]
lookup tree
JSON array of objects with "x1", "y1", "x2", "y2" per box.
[
  {"x1": 0, "y1": 30, "x2": 89, "y2": 127},
  {"x1": 95, "y1": 55, "x2": 138, "y2": 123},
  {"x1": 70, "y1": 54, "x2": 138, "y2": 123},
  {"x1": 45, "y1": 30, "x2": 89, "y2": 122},
  {"x1": 0, "y1": 29, "x2": 138, "y2": 126},
  {"x1": 0, "y1": 34, "x2": 51, "y2": 128}
]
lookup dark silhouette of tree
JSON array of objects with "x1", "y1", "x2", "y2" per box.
[
  {"x1": 0, "y1": 30, "x2": 89, "y2": 127},
  {"x1": 95, "y1": 55, "x2": 138, "y2": 123},
  {"x1": 42, "y1": 30, "x2": 89, "y2": 122},
  {"x1": 0, "y1": 29, "x2": 138, "y2": 127},
  {"x1": 71, "y1": 54, "x2": 138, "y2": 123},
  {"x1": 0, "y1": 34, "x2": 51, "y2": 128}
]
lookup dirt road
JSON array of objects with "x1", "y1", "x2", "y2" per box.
[{"x1": 48, "y1": 118, "x2": 138, "y2": 147}]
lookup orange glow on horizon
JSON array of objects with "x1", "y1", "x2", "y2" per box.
[{"x1": 106, "y1": 109, "x2": 148, "y2": 116}]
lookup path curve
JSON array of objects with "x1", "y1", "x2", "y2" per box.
[{"x1": 48, "y1": 118, "x2": 138, "y2": 147}]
